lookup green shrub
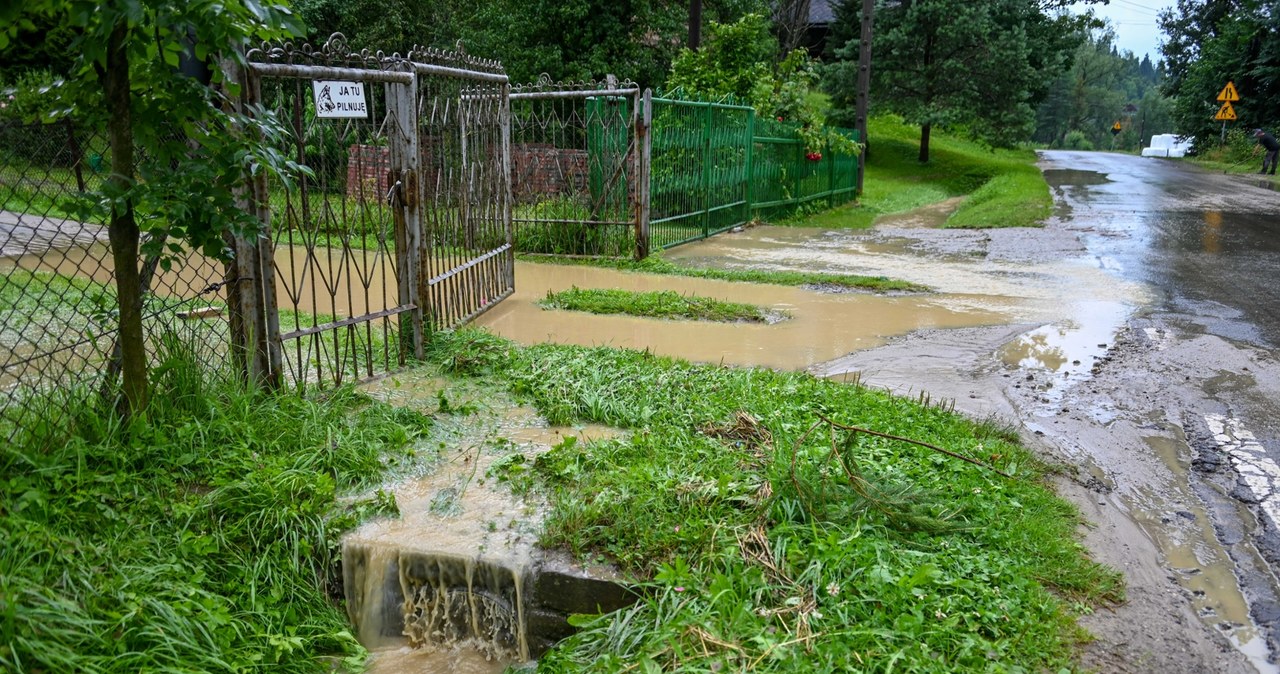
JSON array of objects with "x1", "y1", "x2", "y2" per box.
[{"x1": 1063, "y1": 130, "x2": 1094, "y2": 151}]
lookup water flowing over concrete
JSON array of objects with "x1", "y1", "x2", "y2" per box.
[{"x1": 346, "y1": 372, "x2": 629, "y2": 672}]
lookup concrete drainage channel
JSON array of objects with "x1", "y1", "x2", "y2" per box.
[
  {"x1": 344, "y1": 545, "x2": 637, "y2": 667},
  {"x1": 344, "y1": 371, "x2": 634, "y2": 671}
]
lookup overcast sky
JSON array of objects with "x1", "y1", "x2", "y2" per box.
[{"x1": 1071, "y1": 0, "x2": 1175, "y2": 61}]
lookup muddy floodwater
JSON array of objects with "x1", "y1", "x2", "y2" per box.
[
  {"x1": 476, "y1": 260, "x2": 1024, "y2": 371},
  {"x1": 661, "y1": 225, "x2": 1151, "y2": 376},
  {"x1": 350, "y1": 371, "x2": 622, "y2": 674}
]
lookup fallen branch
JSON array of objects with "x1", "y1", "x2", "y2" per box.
[{"x1": 817, "y1": 413, "x2": 1013, "y2": 479}]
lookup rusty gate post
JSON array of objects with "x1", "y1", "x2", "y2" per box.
[
  {"x1": 221, "y1": 54, "x2": 281, "y2": 389},
  {"x1": 387, "y1": 68, "x2": 424, "y2": 360},
  {"x1": 635, "y1": 88, "x2": 652, "y2": 260}
]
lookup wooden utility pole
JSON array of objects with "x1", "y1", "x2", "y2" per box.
[{"x1": 855, "y1": 0, "x2": 874, "y2": 193}]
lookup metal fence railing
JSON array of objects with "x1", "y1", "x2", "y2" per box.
[
  {"x1": 1, "y1": 35, "x2": 519, "y2": 441},
  {"x1": 648, "y1": 97, "x2": 752, "y2": 249},
  {"x1": 509, "y1": 76, "x2": 643, "y2": 259},
  {"x1": 647, "y1": 94, "x2": 860, "y2": 252},
  {"x1": 0, "y1": 121, "x2": 232, "y2": 445},
  {"x1": 503, "y1": 82, "x2": 862, "y2": 259}
]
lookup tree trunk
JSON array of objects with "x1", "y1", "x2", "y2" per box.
[
  {"x1": 854, "y1": 0, "x2": 874, "y2": 193},
  {"x1": 99, "y1": 21, "x2": 148, "y2": 416},
  {"x1": 919, "y1": 123, "x2": 931, "y2": 163},
  {"x1": 687, "y1": 0, "x2": 703, "y2": 50}
]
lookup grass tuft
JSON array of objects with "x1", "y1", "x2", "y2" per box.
[
  {"x1": 521, "y1": 253, "x2": 926, "y2": 293},
  {"x1": 539, "y1": 286, "x2": 783, "y2": 323},
  {"x1": 425, "y1": 331, "x2": 1124, "y2": 673}
]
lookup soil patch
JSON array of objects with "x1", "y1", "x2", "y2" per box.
[{"x1": 872, "y1": 195, "x2": 966, "y2": 229}]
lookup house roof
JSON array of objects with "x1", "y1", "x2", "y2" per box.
[{"x1": 809, "y1": 0, "x2": 836, "y2": 24}]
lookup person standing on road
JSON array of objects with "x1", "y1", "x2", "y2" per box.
[{"x1": 1255, "y1": 128, "x2": 1279, "y2": 175}]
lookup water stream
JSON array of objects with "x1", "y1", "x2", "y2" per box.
[{"x1": 349, "y1": 372, "x2": 621, "y2": 672}]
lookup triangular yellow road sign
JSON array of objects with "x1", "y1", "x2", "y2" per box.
[
  {"x1": 1217, "y1": 81, "x2": 1240, "y2": 102},
  {"x1": 1214, "y1": 101, "x2": 1237, "y2": 121}
]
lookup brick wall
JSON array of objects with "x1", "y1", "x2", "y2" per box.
[
  {"x1": 346, "y1": 144, "x2": 390, "y2": 201},
  {"x1": 512, "y1": 144, "x2": 588, "y2": 199}
]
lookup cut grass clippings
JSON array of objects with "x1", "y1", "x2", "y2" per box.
[
  {"x1": 540, "y1": 286, "x2": 783, "y2": 323},
  {"x1": 520, "y1": 253, "x2": 927, "y2": 293},
  {"x1": 784, "y1": 115, "x2": 1052, "y2": 230},
  {"x1": 432, "y1": 328, "x2": 1125, "y2": 673}
]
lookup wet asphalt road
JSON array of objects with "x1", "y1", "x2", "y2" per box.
[
  {"x1": 1040, "y1": 151, "x2": 1280, "y2": 670},
  {"x1": 1044, "y1": 152, "x2": 1280, "y2": 349}
]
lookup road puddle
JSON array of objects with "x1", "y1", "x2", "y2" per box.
[
  {"x1": 998, "y1": 300, "x2": 1131, "y2": 407},
  {"x1": 1131, "y1": 433, "x2": 1279, "y2": 674},
  {"x1": 1043, "y1": 168, "x2": 1112, "y2": 188},
  {"x1": 350, "y1": 370, "x2": 623, "y2": 673},
  {"x1": 663, "y1": 226, "x2": 1148, "y2": 378},
  {"x1": 474, "y1": 260, "x2": 1007, "y2": 371}
]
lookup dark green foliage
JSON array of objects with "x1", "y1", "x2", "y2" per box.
[
  {"x1": 826, "y1": 0, "x2": 1094, "y2": 160},
  {"x1": 1159, "y1": 0, "x2": 1280, "y2": 148},
  {"x1": 0, "y1": 339, "x2": 430, "y2": 673},
  {"x1": 459, "y1": 0, "x2": 685, "y2": 86},
  {"x1": 1033, "y1": 30, "x2": 1177, "y2": 151}
]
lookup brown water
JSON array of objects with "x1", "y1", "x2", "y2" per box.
[
  {"x1": 348, "y1": 371, "x2": 621, "y2": 673},
  {"x1": 0, "y1": 241, "x2": 400, "y2": 322},
  {"x1": 1133, "y1": 434, "x2": 1278, "y2": 673},
  {"x1": 665, "y1": 226, "x2": 1152, "y2": 378},
  {"x1": 475, "y1": 261, "x2": 1009, "y2": 371}
]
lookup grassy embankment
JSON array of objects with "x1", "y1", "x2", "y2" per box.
[
  {"x1": 540, "y1": 286, "x2": 782, "y2": 323},
  {"x1": 793, "y1": 116, "x2": 1052, "y2": 230},
  {"x1": 0, "y1": 341, "x2": 432, "y2": 672},
  {"x1": 435, "y1": 329, "x2": 1124, "y2": 672},
  {"x1": 1184, "y1": 131, "x2": 1280, "y2": 183},
  {"x1": 2, "y1": 317, "x2": 1124, "y2": 672}
]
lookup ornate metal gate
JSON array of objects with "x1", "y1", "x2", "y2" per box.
[{"x1": 241, "y1": 36, "x2": 513, "y2": 388}]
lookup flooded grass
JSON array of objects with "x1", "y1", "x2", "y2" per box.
[
  {"x1": 540, "y1": 287, "x2": 783, "y2": 323},
  {"x1": 521, "y1": 253, "x2": 926, "y2": 293},
  {"x1": 427, "y1": 328, "x2": 1124, "y2": 673},
  {"x1": 0, "y1": 339, "x2": 433, "y2": 673}
]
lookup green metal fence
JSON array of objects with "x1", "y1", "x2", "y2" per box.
[
  {"x1": 502, "y1": 79, "x2": 862, "y2": 259},
  {"x1": 646, "y1": 94, "x2": 860, "y2": 252}
]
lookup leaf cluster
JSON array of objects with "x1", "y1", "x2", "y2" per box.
[
  {"x1": 1, "y1": 0, "x2": 308, "y2": 260},
  {"x1": 667, "y1": 13, "x2": 856, "y2": 154}
]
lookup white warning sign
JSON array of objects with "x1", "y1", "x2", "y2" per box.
[{"x1": 312, "y1": 80, "x2": 368, "y2": 119}]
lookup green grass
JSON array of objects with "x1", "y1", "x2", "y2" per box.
[
  {"x1": 521, "y1": 253, "x2": 927, "y2": 293},
  {"x1": 429, "y1": 328, "x2": 1123, "y2": 673},
  {"x1": 0, "y1": 337, "x2": 432, "y2": 673},
  {"x1": 783, "y1": 116, "x2": 1052, "y2": 230},
  {"x1": 540, "y1": 286, "x2": 782, "y2": 323}
]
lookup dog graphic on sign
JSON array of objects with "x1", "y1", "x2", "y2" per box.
[{"x1": 316, "y1": 84, "x2": 337, "y2": 114}]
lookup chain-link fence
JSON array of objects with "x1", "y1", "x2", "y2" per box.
[{"x1": 0, "y1": 120, "x2": 234, "y2": 445}]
